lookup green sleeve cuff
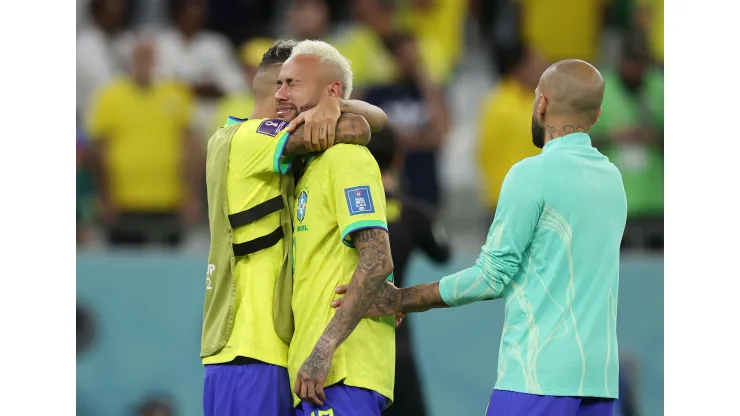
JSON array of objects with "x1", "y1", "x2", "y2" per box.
[
  {"x1": 340, "y1": 220, "x2": 388, "y2": 248},
  {"x1": 272, "y1": 131, "x2": 294, "y2": 174},
  {"x1": 224, "y1": 116, "x2": 247, "y2": 127}
]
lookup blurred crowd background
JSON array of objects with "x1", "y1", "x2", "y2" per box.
[{"x1": 76, "y1": 0, "x2": 664, "y2": 415}]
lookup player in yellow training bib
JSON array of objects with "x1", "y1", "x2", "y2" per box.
[
  {"x1": 275, "y1": 40, "x2": 396, "y2": 416},
  {"x1": 202, "y1": 40, "x2": 389, "y2": 416}
]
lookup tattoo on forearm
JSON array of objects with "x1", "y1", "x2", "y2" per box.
[
  {"x1": 336, "y1": 115, "x2": 368, "y2": 144},
  {"x1": 401, "y1": 283, "x2": 447, "y2": 313},
  {"x1": 372, "y1": 282, "x2": 401, "y2": 315},
  {"x1": 282, "y1": 115, "x2": 370, "y2": 157},
  {"x1": 312, "y1": 228, "x2": 392, "y2": 353},
  {"x1": 343, "y1": 101, "x2": 370, "y2": 122},
  {"x1": 283, "y1": 124, "x2": 310, "y2": 156}
]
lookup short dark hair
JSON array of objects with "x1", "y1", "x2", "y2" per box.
[
  {"x1": 259, "y1": 39, "x2": 297, "y2": 69},
  {"x1": 367, "y1": 126, "x2": 398, "y2": 172}
]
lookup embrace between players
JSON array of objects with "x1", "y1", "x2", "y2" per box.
[
  {"x1": 202, "y1": 39, "x2": 398, "y2": 416},
  {"x1": 202, "y1": 38, "x2": 625, "y2": 416}
]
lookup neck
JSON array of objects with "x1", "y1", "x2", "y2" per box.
[
  {"x1": 96, "y1": 22, "x2": 117, "y2": 37},
  {"x1": 250, "y1": 99, "x2": 276, "y2": 120},
  {"x1": 543, "y1": 118, "x2": 590, "y2": 144},
  {"x1": 178, "y1": 27, "x2": 197, "y2": 41},
  {"x1": 134, "y1": 76, "x2": 152, "y2": 88}
]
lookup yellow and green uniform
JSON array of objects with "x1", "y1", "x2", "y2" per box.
[
  {"x1": 288, "y1": 144, "x2": 396, "y2": 406},
  {"x1": 202, "y1": 117, "x2": 294, "y2": 367}
]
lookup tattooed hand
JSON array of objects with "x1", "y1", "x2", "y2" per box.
[
  {"x1": 331, "y1": 281, "x2": 403, "y2": 321},
  {"x1": 294, "y1": 343, "x2": 333, "y2": 405},
  {"x1": 298, "y1": 228, "x2": 394, "y2": 404},
  {"x1": 286, "y1": 96, "x2": 342, "y2": 152},
  {"x1": 283, "y1": 113, "x2": 372, "y2": 156}
]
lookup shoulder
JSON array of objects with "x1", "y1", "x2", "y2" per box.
[
  {"x1": 76, "y1": 29, "x2": 102, "y2": 49},
  {"x1": 324, "y1": 144, "x2": 375, "y2": 163},
  {"x1": 98, "y1": 77, "x2": 130, "y2": 97},
  {"x1": 508, "y1": 154, "x2": 543, "y2": 180},
  {"x1": 159, "y1": 80, "x2": 190, "y2": 96},
  {"x1": 319, "y1": 144, "x2": 379, "y2": 175},
  {"x1": 233, "y1": 118, "x2": 288, "y2": 138}
]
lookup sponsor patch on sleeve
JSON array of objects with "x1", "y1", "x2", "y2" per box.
[
  {"x1": 344, "y1": 186, "x2": 375, "y2": 216},
  {"x1": 256, "y1": 118, "x2": 288, "y2": 137}
]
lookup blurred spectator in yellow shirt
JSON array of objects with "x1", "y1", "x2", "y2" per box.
[
  {"x1": 394, "y1": 0, "x2": 467, "y2": 84},
  {"x1": 518, "y1": 0, "x2": 608, "y2": 64},
  {"x1": 635, "y1": 0, "x2": 663, "y2": 64},
  {"x1": 477, "y1": 44, "x2": 548, "y2": 214},
  {"x1": 210, "y1": 37, "x2": 277, "y2": 131},
  {"x1": 87, "y1": 37, "x2": 203, "y2": 248},
  {"x1": 334, "y1": 0, "x2": 449, "y2": 94}
]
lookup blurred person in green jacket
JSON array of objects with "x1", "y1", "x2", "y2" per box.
[{"x1": 591, "y1": 33, "x2": 663, "y2": 250}]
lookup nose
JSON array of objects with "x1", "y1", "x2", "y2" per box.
[{"x1": 275, "y1": 83, "x2": 289, "y2": 101}]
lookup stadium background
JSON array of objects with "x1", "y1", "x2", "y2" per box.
[{"x1": 76, "y1": 0, "x2": 664, "y2": 415}]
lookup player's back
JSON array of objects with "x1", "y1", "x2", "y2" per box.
[
  {"x1": 289, "y1": 144, "x2": 396, "y2": 406},
  {"x1": 495, "y1": 132, "x2": 627, "y2": 398},
  {"x1": 202, "y1": 118, "x2": 293, "y2": 367}
]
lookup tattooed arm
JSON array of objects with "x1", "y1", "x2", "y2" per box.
[
  {"x1": 340, "y1": 99, "x2": 387, "y2": 133},
  {"x1": 332, "y1": 280, "x2": 448, "y2": 315},
  {"x1": 284, "y1": 95, "x2": 382, "y2": 152},
  {"x1": 335, "y1": 157, "x2": 542, "y2": 315},
  {"x1": 283, "y1": 114, "x2": 371, "y2": 156},
  {"x1": 294, "y1": 228, "x2": 394, "y2": 405}
]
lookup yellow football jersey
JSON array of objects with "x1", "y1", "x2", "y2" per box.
[
  {"x1": 289, "y1": 144, "x2": 396, "y2": 406},
  {"x1": 202, "y1": 118, "x2": 293, "y2": 367}
]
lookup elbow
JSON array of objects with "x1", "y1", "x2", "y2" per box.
[
  {"x1": 359, "y1": 117, "x2": 372, "y2": 144},
  {"x1": 476, "y1": 264, "x2": 511, "y2": 299},
  {"x1": 372, "y1": 113, "x2": 388, "y2": 133}
]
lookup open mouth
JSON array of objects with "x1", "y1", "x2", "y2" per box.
[{"x1": 276, "y1": 104, "x2": 295, "y2": 118}]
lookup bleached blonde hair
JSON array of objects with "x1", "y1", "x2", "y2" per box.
[{"x1": 290, "y1": 39, "x2": 353, "y2": 99}]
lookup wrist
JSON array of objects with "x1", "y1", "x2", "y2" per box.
[
  {"x1": 338, "y1": 98, "x2": 350, "y2": 113},
  {"x1": 398, "y1": 287, "x2": 411, "y2": 313},
  {"x1": 314, "y1": 340, "x2": 338, "y2": 356}
]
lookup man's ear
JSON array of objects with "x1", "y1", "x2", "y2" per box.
[
  {"x1": 326, "y1": 81, "x2": 343, "y2": 98},
  {"x1": 536, "y1": 94, "x2": 548, "y2": 119}
]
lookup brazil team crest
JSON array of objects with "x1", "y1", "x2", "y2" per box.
[{"x1": 297, "y1": 191, "x2": 308, "y2": 222}]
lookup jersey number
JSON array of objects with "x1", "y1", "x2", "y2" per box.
[{"x1": 313, "y1": 410, "x2": 334, "y2": 416}]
